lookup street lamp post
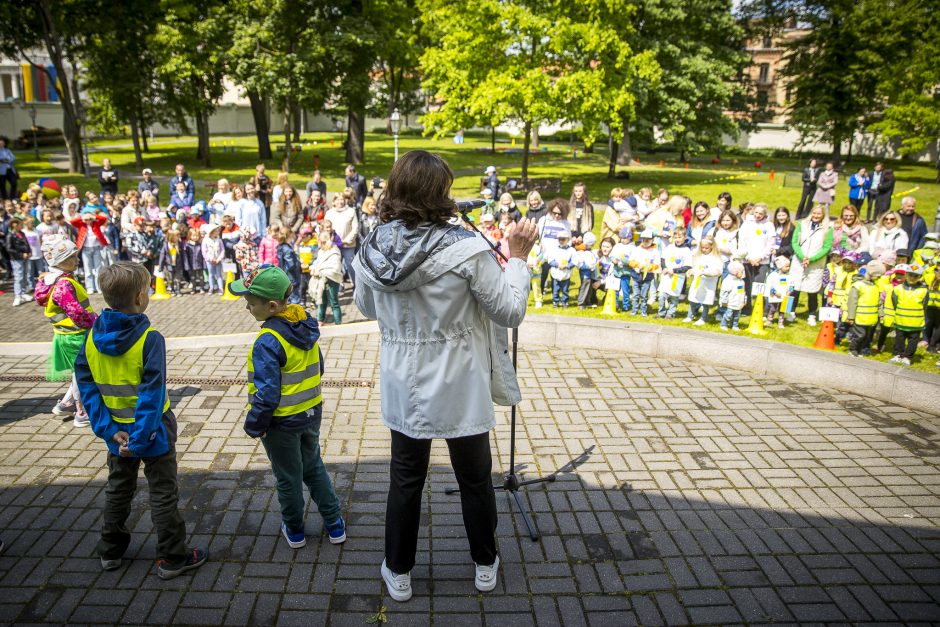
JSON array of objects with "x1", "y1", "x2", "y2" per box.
[
  {"x1": 76, "y1": 100, "x2": 90, "y2": 176},
  {"x1": 390, "y1": 108, "x2": 402, "y2": 163}
]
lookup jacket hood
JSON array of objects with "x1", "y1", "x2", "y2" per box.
[
  {"x1": 262, "y1": 305, "x2": 320, "y2": 350},
  {"x1": 92, "y1": 309, "x2": 152, "y2": 356},
  {"x1": 355, "y1": 220, "x2": 482, "y2": 290}
]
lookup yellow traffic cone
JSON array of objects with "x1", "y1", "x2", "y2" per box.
[
  {"x1": 152, "y1": 273, "x2": 172, "y2": 300},
  {"x1": 221, "y1": 271, "x2": 240, "y2": 301},
  {"x1": 746, "y1": 292, "x2": 767, "y2": 335},
  {"x1": 601, "y1": 286, "x2": 617, "y2": 315}
]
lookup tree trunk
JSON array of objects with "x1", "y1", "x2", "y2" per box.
[
  {"x1": 34, "y1": 1, "x2": 83, "y2": 173},
  {"x1": 530, "y1": 124, "x2": 539, "y2": 150},
  {"x1": 292, "y1": 104, "x2": 301, "y2": 142},
  {"x1": 247, "y1": 89, "x2": 273, "y2": 160},
  {"x1": 195, "y1": 112, "x2": 211, "y2": 167},
  {"x1": 846, "y1": 134, "x2": 854, "y2": 164},
  {"x1": 679, "y1": 148, "x2": 687, "y2": 163},
  {"x1": 345, "y1": 109, "x2": 365, "y2": 165},
  {"x1": 617, "y1": 124, "x2": 633, "y2": 165},
  {"x1": 129, "y1": 110, "x2": 143, "y2": 170},
  {"x1": 831, "y1": 134, "x2": 842, "y2": 165},
  {"x1": 608, "y1": 130, "x2": 618, "y2": 178},
  {"x1": 283, "y1": 106, "x2": 292, "y2": 172},
  {"x1": 491, "y1": 126, "x2": 496, "y2": 153},
  {"x1": 521, "y1": 120, "x2": 532, "y2": 181}
]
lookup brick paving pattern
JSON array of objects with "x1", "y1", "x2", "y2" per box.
[
  {"x1": 0, "y1": 289, "x2": 366, "y2": 342},
  {"x1": 0, "y1": 334, "x2": 939, "y2": 625}
]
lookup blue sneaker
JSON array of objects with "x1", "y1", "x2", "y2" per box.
[
  {"x1": 281, "y1": 521, "x2": 306, "y2": 549},
  {"x1": 326, "y1": 517, "x2": 346, "y2": 544}
]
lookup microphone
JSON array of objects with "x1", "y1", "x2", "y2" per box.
[{"x1": 455, "y1": 199, "x2": 486, "y2": 213}]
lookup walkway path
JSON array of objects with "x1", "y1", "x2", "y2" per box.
[{"x1": 0, "y1": 329, "x2": 938, "y2": 624}]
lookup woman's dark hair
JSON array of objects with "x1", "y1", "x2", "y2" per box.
[
  {"x1": 546, "y1": 198, "x2": 569, "y2": 217},
  {"x1": 717, "y1": 191, "x2": 732, "y2": 205},
  {"x1": 378, "y1": 150, "x2": 455, "y2": 228},
  {"x1": 775, "y1": 206, "x2": 793, "y2": 236}
]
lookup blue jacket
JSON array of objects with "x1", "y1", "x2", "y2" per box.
[
  {"x1": 75, "y1": 310, "x2": 174, "y2": 458},
  {"x1": 245, "y1": 308, "x2": 325, "y2": 437},
  {"x1": 848, "y1": 174, "x2": 871, "y2": 200}
]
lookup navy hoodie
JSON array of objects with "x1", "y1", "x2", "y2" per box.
[
  {"x1": 75, "y1": 309, "x2": 174, "y2": 457},
  {"x1": 245, "y1": 307, "x2": 325, "y2": 438}
]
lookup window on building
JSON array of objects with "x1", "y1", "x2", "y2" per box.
[
  {"x1": 758, "y1": 63, "x2": 770, "y2": 84},
  {"x1": 0, "y1": 75, "x2": 12, "y2": 101},
  {"x1": 763, "y1": 35, "x2": 773, "y2": 48},
  {"x1": 785, "y1": 85, "x2": 794, "y2": 104}
]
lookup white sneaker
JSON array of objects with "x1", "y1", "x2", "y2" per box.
[
  {"x1": 889, "y1": 355, "x2": 902, "y2": 364},
  {"x1": 12, "y1": 297, "x2": 21, "y2": 307},
  {"x1": 900, "y1": 357, "x2": 911, "y2": 366},
  {"x1": 693, "y1": 319, "x2": 705, "y2": 326},
  {"x1": 381, "y1": 559, "x2": 412, "y2": 602},
  {"x1": 787, "y1": 312, "x2": 796, "y2": 322},
  {"x1": 21, "y1": 293, "x2": 33, "y2": 302},
  {"x1": 807, "y1": 315, "x2": 817, "y2": 326},
  {"x1": 73, "y1": 409, "x2": 89, "y2": 427},
  {"x1": 52, "y1": 401, "x2": 76, "y2": 417},
  {"x1": 534, "y1": 300, "x2": 542, "y2": 309},
  {"x1": 683, "y1": 316, "x2": 693, "y2": 323},
  {"x1": 475, "y1": 555, "x2": 500, "y2": 592}
]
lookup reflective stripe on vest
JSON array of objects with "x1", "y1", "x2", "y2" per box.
[
  {"x1": 44, "y1": 276, "x2": 94, "y2": 334},
  {"x1": 929, "y1": 288, "x2": 940, "y2": 309},
  {"x1": 893, "y1": 286, "x2": 927, "y2": 328},
  {"x1": 83, "y1": 327, "x2": 171, "y2": 424},
  {"x1": 852, "y1": 281, "x2": 880, "y2": 326},
  {"x1": 247, "y1": 328, "x2": 322, "y2": 417}
]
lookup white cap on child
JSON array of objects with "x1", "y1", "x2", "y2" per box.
[{"x1": 582, "y1": 232, "x2": 597, "y2": 247}]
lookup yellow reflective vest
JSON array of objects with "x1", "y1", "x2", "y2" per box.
[
  {"x1": 83, "y1": 327, "x2": 171, "y2": 424},
  {"x1": 247, "y1": 328, "x2": 322, "y2": 417},
  {"x1": 851, "y1": 280, "x2": 881, "y2": 327},
  {"x1": 44, "y1": 276, "x2": 94, "y2": 334},
  {"x1": 892, "y1": 285, "x2": 928, "y2": 330},
  {"x1": 832, "y1": 266, "x2": 853, "y2": 309}
]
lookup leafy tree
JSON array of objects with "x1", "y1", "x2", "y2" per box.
[
  {"x1": 367, "y1": 0, "x2": 425, "y2": 130},
  {"x1": 865, "y1": 0, "x2": 940, "y2": 179},
  {"x1": 420, "y1": 0, "x2": 653, "y2": 180},
  {"x1": 152, "y1": 0, "x2": 229, "y2": 167},
  {"x1": 628, "y1": 0, "x2": 748, "y2": 163},
  {"x1": 0, "y1": 0, "x2": 93, "y2": 173},
  {"x1": 230, "y1": 0, "x2": 338, "y2": 169}
]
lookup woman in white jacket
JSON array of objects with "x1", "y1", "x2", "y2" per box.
[
  {"x1": 353, "y1": 151, "x2": 538, "y2": 602},
  {"x1": 736, "y1": 203, "x2": 775, "y2": 314},
  {"x1": 868, "y1": 211, "x2": 909, "y2": 257}
]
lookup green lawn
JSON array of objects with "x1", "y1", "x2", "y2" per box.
[{"x1": 10, "y1": 133, "x2": 939, "y2": 375}]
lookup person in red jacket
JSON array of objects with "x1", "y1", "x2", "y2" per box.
[{"x1": 70, "y1": 204, "x2": 109, "y2": 294}]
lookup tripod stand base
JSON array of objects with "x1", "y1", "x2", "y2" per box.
[{"x1": 444, "y1": 472, "x2": 557, "y2": 542}]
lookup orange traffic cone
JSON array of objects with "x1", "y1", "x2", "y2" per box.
[
  {"x1": 684, "y1": 162, "x2": 689, "y2": 169},
  {"x1": 747, "y1": 293, "x2": 767, "y2": 335},
  {"x1": 659, "y1": 160, "x2": 663, "y2": 168},
  {"x1": 221, "y1": 271, "x2": 240, "y2": 301},
  {"x1": 152, "y1": 274, "x2": 172, "y2": 300},
  {"x1": 769, "y1": 169, "x2": 776, "y2": 180},
  {"x1": 601, "y1": 287, "x2": 617, "y2": 315},
  {"x1": 813, "y1": 320, "x2": 836, "y2": 350}
]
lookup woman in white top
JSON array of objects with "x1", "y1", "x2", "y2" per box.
[
  {"x1": 868, "y1": 211, "x2": 909, "y2": 256},
  {"x1": 271, "y1": 171, "x2": 290, "y2": 207},
  {"x1": 788, "y1": 204, "x2": 834, "y2": 325},
  {"x1": 208, "y1": 178, "x2": 233, "y2": 223},
  {"x1": 325, "y1": 192, "x2": 360, "y2": 286},
  {"x1": 736, "y1": 203, "x2": 775, "y2": 314}
]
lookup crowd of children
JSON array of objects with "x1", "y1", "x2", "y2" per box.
[{"x1": 0, "y1": 165, "x2": 386, "y2": 326}]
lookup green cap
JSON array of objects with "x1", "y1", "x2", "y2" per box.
[{"x1": 228, "y1": 264, "x2": 292, "y2": 300}]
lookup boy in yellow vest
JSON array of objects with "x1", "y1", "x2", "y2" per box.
[
  {"x1": 889, "y1": 264, "x2": 929, "y2": 366},
  {"x1": 228, "y1": 264, "x2": 346, "y2": 549},
  {"x1": 845, "y1": 260, "x2": 885, "y2": 356},
  {"x1": 74, "y1": 262, "x2": 207, "y2": 578}
]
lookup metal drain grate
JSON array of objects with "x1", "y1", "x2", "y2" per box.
[{"x1": 0, "y1": 373, "x2": 373, "y2": 388}]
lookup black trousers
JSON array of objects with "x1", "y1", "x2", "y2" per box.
[
  {"x1": 849, "y1": 197, "x2": 864, "y2": 211},
  {"x1": 866, "y1": 193, "x2": 879, "y2": 222},
  {"x1": 924, "y1": 306, "x2": 940, "y2": 349},
  {"x1": 847, "y1": 323, "x2": 875, "y2": 353},
  {"x1": 0, "y1": 170, "x2": 17, "y2": 200},
  {"x1": 386, "y1": 430, "x2": 497, "y2": 574},
  {"x1": 97, "y1": 449, "x2": 188, "y2": 562},
  {"x1": 796, "y1": 185, "x2": 815, "y2": 220},
  {"x1": 894, "y1": 329, "x2": 921, "y2": 358}
]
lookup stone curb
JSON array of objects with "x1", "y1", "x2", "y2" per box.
[{"x1": 519, "y1": 314, "x2": 940, "y2": 416}]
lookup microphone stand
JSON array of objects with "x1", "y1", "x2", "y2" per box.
[{"x1": 443, "y1": 209, "x2": 573, "y2": 542}]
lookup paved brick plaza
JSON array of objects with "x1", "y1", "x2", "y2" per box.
[{"x1": 0, "y1": 303, "x2": 939, "y2": 624}]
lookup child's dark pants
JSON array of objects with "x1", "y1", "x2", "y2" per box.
[
  {"x1": 894, "y1": 329, "x2": 921, "y2": 359},
  {"x1": 97, "y1": 450, "x2": 188, "y2": 562},
  {"x1": 847, "y1": 324, "x2": 875, "y2": 353}
]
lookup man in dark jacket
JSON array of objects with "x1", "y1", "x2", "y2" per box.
[
  {"x1": 898, "y1": 196, "x2": 928, "y2": 251},
  {"x1": 796, "y1": 158, "x2": 819, "y2": 220},
  {"x1": 138, "y1": 168, "x2": 160, "y2": 201},
  {"x1": 98, "y1": 158, "x2": 119, "y2": 198},
  {"x1": 345, "y1": 165, "x2": 368, "y2": 207},
  {"x1": 169, "y1": 164, "x2": 195, "y2": 198},
  {"x1": 484, "y1": 166, "x2": 499, "y2": 198}
]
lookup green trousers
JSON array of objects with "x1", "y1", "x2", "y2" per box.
[{"x1": 260, "y1": 423, "x2": 342, "y2": 532}]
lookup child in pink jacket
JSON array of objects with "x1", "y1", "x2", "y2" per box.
[{"x1": 259, "y1": 225, "x2": 280, "y2": 266}]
